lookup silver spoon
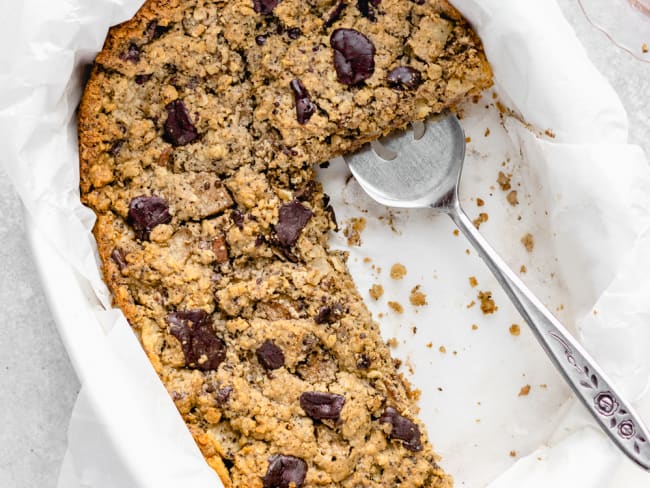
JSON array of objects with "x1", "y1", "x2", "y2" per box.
[{"x1": 345, "y1": 113, "x2": 650, "y2": 471}]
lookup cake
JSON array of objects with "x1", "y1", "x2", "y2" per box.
[{"x1": 78, "y1": 1, "x2": 491, "y2": 486}]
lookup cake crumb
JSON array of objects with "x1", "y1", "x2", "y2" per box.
[
  {"x1": 643, "y1": 43, "x2": 649, "y2": 53},
  {"x1": 390, "y1": 263, "x2": 407, "y2": 280},
  {"x1": 484, "y1": 128, "x2": 490, "y2": 137},
  {"x1": 453, "y1": 229, "x2": 460, "y2": 236},
  {"x1": 469, "y1": 276, "x2": 478, "y2": 288},
  {"x1": 465, "y1": 136, "x2": 472, "y2": 143},
  {"x1": 426, "y1": 342, "x2": 433, "y2": 348},
  {"x1": 521, "y1": 233, "x2": 534, "y2": 252},
  {"x1": 466, "y1": 300, "x2": 476, "y2": 309},
  {"x1": 369, "y1": 284, "x2": 384, "y2": 300},
  {"x1": 520, "y1": 265, "x2": 527, "y2": 274},
  {"x1": 473, "y1": 212, "x2": 489, "y2": 229},
  {"x1": 439, "y1": 346, "x2": 447, "y2": 353},
  {"x1": 507, "y1": 190, "x2": 519, "y2": 206},
  {"x1": 388, "y1": 301, "x2": 404, "y2": 314},
  {"x1": 344, "y1": 217, "x2": 366, "y2": 246},
  {"x1": 476, "y1": 197, "x2": 485, "y2": 207},
  {"x1": 471, "y1": 324, "x2": 479, "y2": 331},
  {"x1": 544, "y1": 129, "x2": 556, "y2": 139},
  {"x1": 411, "y1": 326, "x2": 417, "y2": 335},
  {"x1": 465, "y1": 249, "x2": 471, "y2": 255},
  {"x1": 363, "y1": 257, "x2": 372, "y2": 263},
  {"x1": 518, "y1": 384, "x2": 531, "y2": 397},
  {"x1": 509, "y1": 324, "x2": 521, "y2": 336},
  {"x1": 497, "y1": 171, "x2": 512, "y2": 191},
  {"x1": 478, "y1": 291, "x2": 498, "y2": 314},
  {"x1": 387, "y1": 337, "x2": 399, "y2": 348},
  {"x1": 409, "y1": 285, "x2": 428, "y2": 306},
  {"x1": 509, "y1": 450, "x2": 517, "y2": 458},
  {"x1": 540, "y1": 384, "x2": 548, "y2": 389}
]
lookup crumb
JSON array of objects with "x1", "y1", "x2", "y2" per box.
[
  {"x1": 437, "y1": 387, "x2": 443, "y2": 392},
  {"x1": 452, "y1": 350, "x2": 458, "y2": 356},
  {"x1": 478, "y1": 291, "x2": 498, "y2": 314},
  {"x1": 369, "y1": 284, "x2": 384, "y2": 300},
  {"x1": 471, "y1": 324, "x2": 478, "y2": 331},
  {"x1": 520, "y1": 265, "x2": 527, "y2": 274},
  {"x1": 453, "y1": 229, "x2": 460, "y2": 236},
  {"x1": 509, "y1": 450, "x2": 517, "y2": 458},
  {"x1": 465, "y1": 249, "x2": 470, "y2": 255},
  {"x1": 409, "y1": 285, "x2": 428, "y2": 306},
  {"x1": 465, "y1": 136, "x2": 472, "y2": 143},
  {"x1": 466, "y1": 300, "x2": 476, "y2": 309},
  {"x1": 378, "y1": 312, "x2": 385, "y2": 318},
  {"x1": 390, "y1": 263, "x2": 407, "y2": 280},
  {"x1": 497, "y1": 171, "x2": 512, "y2": 191},
  {"x1": 540, "y1": 384, "x2": 548, "y2": 389},
  {"x1": 475, "y1": 418, "x2": 481, "y2": 423},
  {"x1": 643, "y1": 43, "x2": 649, "y2": 53},
  {"x1": 411, "y1": 388, "x2": 421, "y2": 401},
  {"x1": 411, "y1": 326, "x2": 417, "y2": 334},
  {"x1": 521, "y1": 233, "x2": 534, "y2": 252},
  {"x1": 344, "y1": 217, "x2": 366, "y2": 246},
  {"x1": 388, "y1": 301, "x2": 404, "y2": 314},
  {"x1": 496, "y1": 101, "x2": 506, "y2": 114},
  {"x1": 544, "y1": 129, "x2": 556, "y2": 139},
  {"x1": 484, "y1": 128, "x2": 490, "y2": 137},
  {"x1": 509, "y1": 324, "x2": 521, "y2": 336},
  {"x1": 439, "y1": 346, "x2": 447, "y2": 353},
  {"x1": 507, "y1": 190, "x2": 519, "y2": 206},
  {"x1": 518, "y1": 384, "x2": 531, "y2": 397},
  {"x1": 476, "y1": 198, "x2": 485, "y2": 207},
  {"x1": 492, "y1": 92, "x2": 498, "y2": 100},
  {"x1": 472, "y1": 212, "x2": 489, "y2": 229},
  {"x1": 387, "y1": 337, "x2": 399, "y2": 348},
  {"x1": 469, "y1": 276, "x2": 478, "y2": 288},
  {"x1": 363, "y1": 257, "x2": 372, "y2": 263},
  {"x1": 426, "y1": 342, "x2": 433, "y2": 348}
]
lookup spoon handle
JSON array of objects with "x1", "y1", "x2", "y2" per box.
[{"x1": 449, "y1": 203, "x2": 650, "y2": 470}]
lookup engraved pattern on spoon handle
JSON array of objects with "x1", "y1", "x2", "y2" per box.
[{"x1": 449, "y1": 203, "x2": 650, "y2": 470}]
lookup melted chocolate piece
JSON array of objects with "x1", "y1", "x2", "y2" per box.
[
  {"x1": 379, "y1": 407, "x2": 423, "y2": 451},
  {"x1": 387, "y1": 66, "x2": 422, "y2": 90},
  {"x1": 253, "y1": 0, "x2": 280, "y2": 15},
  {"x1": 256, "y1": 340, "x2": 285, "y2": 370},
  {"x1": 255, "y1": 34, "x2": 268, "y2": 46},
  {"x1": 120, "y1": 43, "x2": 140, "y2": 63},
  {"x1": 109, "y1": 139, "x2": 125, "y2": 157},
  {"x1": 324, "y1": 1, "x2": 347, "y2": 28},
  {"x1": 164, "y1": 99, "x2": 199, "y2": 146},
  {"x1": 357, "y1": 353, "x2": 371, "y2": 369},
  {"x1": 275, "y1": 201, "x2": 313, "y2": 248},
  {"x1": 314, "y1": 303, "x2": 344, "y2": 324},
  {"x1": 145, "y1": 20, "x2": 171, "y2": 41},
  {"x1": 287, "y1": 27, "x2": 302, "y2": 39},
  {"x1": 135, "y1": 74, "x2": 152, "y2": 85},
  {"x1": 330, "y1": 28, "x2": 375, "y2": 85},
  {"x1": 127, "y1": 196, "x2": 172, "y2": 240},
  {"x1": 263, "y1": 455, "x2": 307, "y2": 488},
  {"x1": 215, "y1": 385, "x2": 233, "y2": 405},
  {"x1": 110, "y1": 248, "x2": 128, "y2": 271},
  {"x1": 290, "y1": 79, "x2": 316, "y2": 124},
  {"x1": 357, "y1": 0, "x2": 381, "y2": 21},
  {"x1": 166, "y1": 310, "x2": 227, "y2": 371},
  {"x1": 300, "y1": 391, "x2": 345, "y2": 420},
  {"x1": 230, "y1": 209, "x2": 244, "y2": 229}
]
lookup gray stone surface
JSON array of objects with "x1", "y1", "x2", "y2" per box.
[{"x1": 0, "y1": 2, "x2": 648, "y2": 487}]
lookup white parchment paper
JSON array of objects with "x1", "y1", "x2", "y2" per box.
[{"x1": 2, "y1": 1, "x2": 650, "y2": 486}]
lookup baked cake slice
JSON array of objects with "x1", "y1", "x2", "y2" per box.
[{"x1": 79, "y1": 1, "x2": 491, "y2": 486}]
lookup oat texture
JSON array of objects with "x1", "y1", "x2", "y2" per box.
[{"x1": 79, "y1": 1, "x2": 491, "y2": 486}]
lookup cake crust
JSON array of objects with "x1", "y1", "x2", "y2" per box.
[{"x1": 79, "y1": 1, "x2": 491, "y2": 486}]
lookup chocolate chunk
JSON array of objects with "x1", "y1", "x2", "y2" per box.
[
  {"x1": 120, "y1": 43, "x2": 140, "y2": 63},
  {"x1": 166, "y1": 310, "x2": 227, "y2": 371},
  {"x1": 314, "y1": 303, "x2": 344, "y2": 324},
  {"x1": 128, "y1": 196, "x2": 172, "y2": 240},
  {"x1": 253, "y1": 0, "x2": 280, "y2": 15},
  {"x1": 256, "y1": 340, "x2": 285, "y2": 370},
  {"x1": 379, "y1": 407, "x2": 423, "y2": 451},
  {"x1": 330, "y1": 29, "x2": 375, "y2": 85},
  {"x1": 135, "y1": 74, "x2": 152, "y2": 85},
  {"x1": 300, "y1": 391, "x2": 345, "y2": 420},
  {"x1": 215, "y1": 385, "x2": 233, "y2": 405},
  {"x1": 230, "y1": 209, "x2": 244, "y2": 229},
  {"x1": 290, "y1": 79, "x2": 316, "y2": 124},
  {"x1": 255, "y1": 34, "x2": 268, "y2": 46},
  {"x1": 324, "y1": 1, "x2": 347, "y2": 28},
  {"x1": 145, "y1": 20, "x2": 170, "y2": 41},
  {"x1": 110, "y1": 248, "x2": 128, "y2": 271},
  {"x1": 287, "y1": 27, "x2": 302, "y2": 39},
  {"x1": 109, "y1": 139, "x2": 125, "y2": 157},
  {"x1": 212, "y1": 234, "x2": 229, "y2": 264},
  {"x1": 357, "y1": 0, "x2": 381, "y2": 21},
  {"x1": 295, "y1": 181, "x2": 317, "y2": 202},
  {"x1": 275, "y1": 201, "x2": 313, "y2": 248},
  {"x1": 387, "y1": 66, "x2": 422, "y2": 90},
  {"x1": 263, "y1": 455, "x2": 307, "y2": 488},
  {"x1": 164, "y1": 99, "x2": 199, "y2": 146},
  {"x1": 357, "y1": 353, "x2": 371, "y2": 369}
]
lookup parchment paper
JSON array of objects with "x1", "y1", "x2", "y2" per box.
[{"x1": 1, "y1": 0, "x2": 650, "y2": 486}]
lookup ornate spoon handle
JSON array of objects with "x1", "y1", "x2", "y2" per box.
[{"x1": 449, "y1": 201, "x2": 650, "y2": 470}]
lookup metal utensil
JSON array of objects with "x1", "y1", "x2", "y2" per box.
[{"x1": 345, "y1": 113, "x2": 650, "y2": 470}]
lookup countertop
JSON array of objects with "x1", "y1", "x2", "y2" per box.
[{"x1": 1, "y1": 1, "x2": 649, "y2": 486}]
